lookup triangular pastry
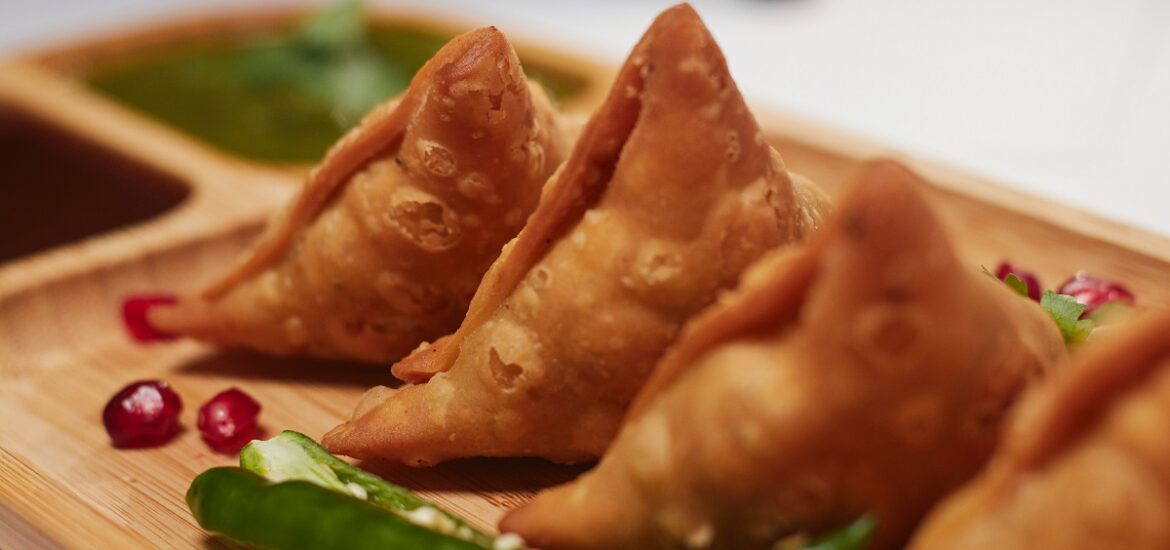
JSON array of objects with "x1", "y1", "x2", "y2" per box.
[
  {"x1": 150, "y1": 27, "x2": 568, "y2": 362},
  {"x1": 912, "y1": 311, "x2": 1170, "y2": 550}
]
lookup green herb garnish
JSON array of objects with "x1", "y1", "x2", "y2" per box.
[
  {"x1": 1002, "y1": 273, "x2": 1029, "y2": 298},
  {"x1": 775, "y1": 515, "x2": 875, "y2": 550},
  {"x1": 806, "y1": 515, "x2": 875, "y2": 550},
  {"x1": 239, "y1": 0, "x2": 409, "y2": 128},
  {"x1": 1040, "y1": 290, "x2": 1094, "y2": 344},
  {"x1": 986, "y1": 265, "x2": 1109, "y2": 346}
]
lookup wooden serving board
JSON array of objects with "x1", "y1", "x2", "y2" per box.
[{"x1": 2, "y1": 8, "x2": 1170, "y2": 550}]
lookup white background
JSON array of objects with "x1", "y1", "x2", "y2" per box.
[{"x1": 3, "y1": 0, "x2": 1168, "y2": 235}]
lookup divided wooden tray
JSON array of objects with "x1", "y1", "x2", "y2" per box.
[{"x1": 2, "y1": 7, "x2": 1169, "y2": 549}]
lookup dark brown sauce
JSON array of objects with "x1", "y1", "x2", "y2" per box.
[{"x1": 0, "y1": 107, "x2": 189, "y2": 264}]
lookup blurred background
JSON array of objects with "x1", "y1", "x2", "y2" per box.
[{"x1": 3, "y1": 0, "x2": 1168, "y2": 234}]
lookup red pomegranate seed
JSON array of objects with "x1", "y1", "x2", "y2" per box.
[
  {"x1": 102, "y1": 380, "x2": 183, "y2": 448},
  {"x1": 197, "y1": 388, "x2": 262, "y2": 453},
  {"x1": 1058, "y1": 272, "x2": 1135, "y2": 317},
  {"x1": 994, "y1": 261, "x2": 1042, "y2": 301},
  {"x1": 121, "y1": 294, "x2": 178, "y2": 342}
]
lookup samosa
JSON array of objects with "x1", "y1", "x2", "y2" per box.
[
  {"x1": 911, "y1": 311, "x2": 1170, "y2": 550},
  {"x1": 500, "y1": 160, "x2": 1066, "y2": 550},
  {"x1": 323, "y1": 4, "x2": 828, "y2": 465},
  {"x1": 149, "y1": 27, "x2": 569, "y2": 362}
]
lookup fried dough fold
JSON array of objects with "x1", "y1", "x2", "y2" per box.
[
  {"x1": 911, "y1": 311, "x2": 1170, "y2": 550},
  {"x1": 150, "y1": 27, "x2": 568, "y2": 362},
  {"x1": 322, "y1": 4, "x2": 828, "y2": 465},
  {"x1": 500, "y1": 160, "x2": 1066, "y2": 550}
]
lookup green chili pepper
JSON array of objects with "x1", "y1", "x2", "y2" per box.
[
  {"x1": 238, "y1": 430, "x2": 497, "y2": 547},
  {"x1": 187, "y1": 467, "x2": 483, "y2": 550},
  {"x1": 187, "y1": 431, "x2": 522, "y2": 549}
]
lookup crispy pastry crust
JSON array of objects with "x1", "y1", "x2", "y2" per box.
[
  {"x1": 150, "y1": 28, "x2": 568, "y2": 362},
  {"x1": 500, "y1": 160, "x2": 1066, "y2": 550},
  {"x1": 911, "y1": 311, "x2": 1170, "y2": 550},
  {"x1": 322, "y1": 4, "x2": 827, "y2": 465}
]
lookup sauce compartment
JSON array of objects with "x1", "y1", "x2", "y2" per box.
[
  {"x1": 38, "y1": 9, "x2": 604, "y2": 165},
  {"x1": 0, "y1": 105, "x2": 189, "y2": 264}
]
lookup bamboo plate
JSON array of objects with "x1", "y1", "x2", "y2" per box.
[{"x1": 2, "y1": 7, "x2": 1169, "y2": 550}]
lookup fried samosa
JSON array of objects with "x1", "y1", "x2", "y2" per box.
[
  {"x1": 322, "y1": 4, "x2": 828, "y2": 465},
  {"x1": 911, "y1": 311, "x2": 1170, "y2": 550},
  {"x1": 149, "y1": 27, "x2": 568, "y2": 362},
  {"x1": 500, "y1": 160, "x2": 1066, "y2": 550}
]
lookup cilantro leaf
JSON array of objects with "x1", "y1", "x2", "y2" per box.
[
  {"x1": 238, "y1": 0, "x2": 408, "y2": 129},
  {"x1": 1041, "y1": 290, "x2": 1094, "y2": 344},
  {"x1": 776, "y1": 515, "x2": 875, "y2": 550},
  {"x1": 804, "y1": 515, "x2": 875, "y2": 550},
  {"x1": 298, "y1": 0, "x2": 365, "y2": 53},
  {"x1": 1002, "y1": 273, "x2": 1029, "y2": 298}
]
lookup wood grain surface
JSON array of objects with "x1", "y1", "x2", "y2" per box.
[{"x1": 2, "y1": 14, "x2": 1169, "y2": 549}]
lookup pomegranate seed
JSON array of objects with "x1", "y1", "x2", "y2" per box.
[
  {"x1": 102, "y1": 380, "x2": 183, "y2": 448},
  {"x1": 121, "y1": 294, "x2": 178, "y2": 342},
  {"x1": 197, "y1": 388, "x2": 262, "y2": 453},
  {"x1": 1058, "y1": 272, "x2": 1135, "y2": 317},
  {"x1": 994, "y1": 261, "x2": 1042, "y2": 301}
]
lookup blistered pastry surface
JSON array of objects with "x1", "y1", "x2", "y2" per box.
[{"x1": 152, "y1": 28, "x2": 567, "y2": 362}]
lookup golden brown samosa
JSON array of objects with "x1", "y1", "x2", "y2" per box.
[
  {"x1": 148, "y1": 27, "x2": 568, "y2": 362},
  {"x1": 911, "y1": 311, "x2": 1170, "y2": 550},
  {"x1": 500, "y1": 160, "x2": 1066, "y2": 550},
  {"x1": 322, "y1": 4, "x2": 828, "y2": 465}
]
